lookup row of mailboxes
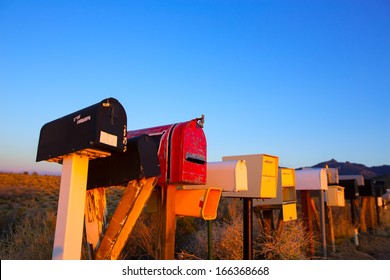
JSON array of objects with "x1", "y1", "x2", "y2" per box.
[{"x1": 253, "y1": 168, "x2": 298, "y2": 222}]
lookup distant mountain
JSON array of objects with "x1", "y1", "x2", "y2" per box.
[{"x1": 310, "y1": 159, "x2": 390, "y2": 178}]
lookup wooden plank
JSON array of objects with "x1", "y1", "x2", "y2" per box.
[
  {"x1": 300, "y1": 190, "x2": 314, "y2": 256},
  {"x1": 325, "y1": 205, "x2": 335, "y2": 253},
  {"x1": 367, "y1": 197, "x2": 376, "y2": 231},
  {"x1": 84, "y1": 187, "x2": 108, "y2": 257},
  {"x1": 155, "y1": 185, "x2": 177, "y2": 260},
  {"x1": 359, "y1": 197, "x2": 367, "y2": 233},
  {"x1": 94, "y1": 177, "x2": 158, "y2": 260},
  {"x1": 310, "y1": 198, "x2": 321, "y2": 232}
]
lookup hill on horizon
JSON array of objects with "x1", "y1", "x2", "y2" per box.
[{"x1": 310, "y1": 159, "x2": 390, "y2": 178}]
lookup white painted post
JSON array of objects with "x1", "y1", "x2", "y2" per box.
[{"x1": 52, "y1": 153, "x2": 89, "y2": 260}]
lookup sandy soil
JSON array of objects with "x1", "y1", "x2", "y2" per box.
[{"x1": 328, "y1": 230, "x2": 390, "y2": 260}]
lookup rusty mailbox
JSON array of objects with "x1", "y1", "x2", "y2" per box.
[
  {"x1": 37, "y1": 97, "x2": 127, "y2": 162},
  {"x1": 253, "y1": 168, "x2": 297, "y2": 222},
  {"x1": 221, "y1": 154, "x2": 279, "y2": 198},
  {"x1": 127, "y1": 116, "x2": 206, "y2": 185}
]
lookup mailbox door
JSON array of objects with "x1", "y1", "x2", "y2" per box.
[
  {"x1": 169, "y1": 120, "x2": 207, "y2": 185},
  {"x1": 282, "y1": 203, "x2": 297, "y2": 222},
  {"x1": 280, "y1": 168, "x2": 295, "y2": 187}
]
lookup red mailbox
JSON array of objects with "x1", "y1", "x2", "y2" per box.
[{"x1": 127, "y1": 116, "x2": 206, "y2": 185}]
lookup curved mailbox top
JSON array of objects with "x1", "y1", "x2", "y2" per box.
[
  {"x1": 36, "y1": 97, "x2": 127, "y2": 162},
  {"x1": 183, "y1": 160, "x2": 248, "y2": 192},
  {"x1": 295, "y1": 168, "x2": 328, "y2": 190},
  {"x1": 127, "y1": 116, "x2": 207, "y2": 185}
]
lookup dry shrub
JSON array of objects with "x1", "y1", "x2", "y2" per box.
[
  {"x1": 0, "y1": 209, "x2": 56, "y2": 259},
  {"x1": 255, "y1": 219, "x2": 312, "y2": 260},
  {"x1": 119, "y1": 212, "x2": 158, "y2": 259},
  {"x1": 187, "y1": 198, "x2": 243, "y2": 260}
]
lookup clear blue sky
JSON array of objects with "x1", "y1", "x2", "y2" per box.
[{"x1": 1, "y1": 0, "x2": 389, "y2": 174}]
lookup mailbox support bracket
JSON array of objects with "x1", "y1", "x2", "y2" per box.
[{"x1": 94, "y1": 177, "x2": 158, "y2": 259}]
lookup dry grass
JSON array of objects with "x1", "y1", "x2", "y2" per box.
[{"x1": 1, "y1": 173, "x2": 390, "y2": 260}]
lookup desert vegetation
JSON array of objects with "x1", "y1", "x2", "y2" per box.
[{"x1": 0, "y1": 172, "x2": 389, "y2": 260}]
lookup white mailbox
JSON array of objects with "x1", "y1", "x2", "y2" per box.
[
  {"x1": 183, "y1": 160, "x2": 248, "y2": 192},
  {"x1": 326, "y1": 186, "x2": 345, "y2": 207},
  {"x1": 221, "y1": 154, "x2": 279, "y2": 198},
  {"x1": 295, "y1": 168, "x2": 328, "y2": 190}
]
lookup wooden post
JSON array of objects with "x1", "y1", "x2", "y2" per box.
[
  {"x1": 84, "y1": 187, "x2": 108, "y2": 256},
  {"x1": 155, "y1": 185, "x2": 177, "y2": 260},
  {"x1": 325, "y1": 203, "x2": 336, "y2": 254},
  {"x1": 300, "y1": 190, "x2": 314, "y2": 256},
  {"x1": 52, "y1": 153, "x2": 89, "y2": 260},
  {"x1": 367, "y1": 197, "x2": 376, "y2": 231},
  {"x1": 243, "y1": 198, "x2": 253, "y2": 260},
  {"x1": 360, "y1": 197, "x2": 367, "y2": 233},
  {"x1": 94, "y1": 177, "x2": 157, "y2": 259}
]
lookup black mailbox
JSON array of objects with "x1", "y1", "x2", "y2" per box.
[
  {"x1": 374, "y1": 180, "x2": 386, "y2": 198},
  {"x1": 359, "y1": 179, "x2": 377, "y2": 197},
  {"x1": 87, "y1": 134, "x2": 161, "y2": 189},
  {"x1": 36, "y1": 98, "x2": 127, "y2": 162},
  {"x1": 339, "y1": 179, "x2": 359, "y2": 200}
]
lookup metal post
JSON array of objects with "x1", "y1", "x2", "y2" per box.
[
  {"x1": 208, "y1": 220, "x2": 213, "y2": 260},
  {"x1": 319, "y1": 190, "x2": 327, "y2": 259},
  {"x1": 243, "y1": 198, "x2": 253, "y2": 260}
]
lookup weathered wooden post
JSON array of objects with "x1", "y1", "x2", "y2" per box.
[
  {"x1": 127, "y1": 116, "x2": 207, "y2": 260},
  {"x1": 295, "y1": 168, "x2": 328, "y2": 258},
  {"x1": 185, "y1": 159, "x2": 248, "y2": 259},
  {"x1": 86, "y1": 134, "x2": 161, "y2": 259}
]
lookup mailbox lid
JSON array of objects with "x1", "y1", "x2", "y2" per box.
[
  {"x1": 222, "y1": 154, "x2": 279, "y2": 198},
  {"x1": 87, "y1": 134, "x2": 161, "y2": 189},
  {"x1": 282, "y1": 203, "x2": 297, "y2": 222},
  {"x1": 127, "y1": 117, "x2": 206, "y2": 185},
  {"x1": 279, "y1": 168, "x2": 295, "y2": 187},
  {"x1": 295, "y1": 168, "x2": 328, "y2": 190},
  {"x1": 37, "y1": 97, "x2": 127, "y2": 162},
  {"x1": 170, "y1": 119, "x2": 207, "y2": 185}
]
